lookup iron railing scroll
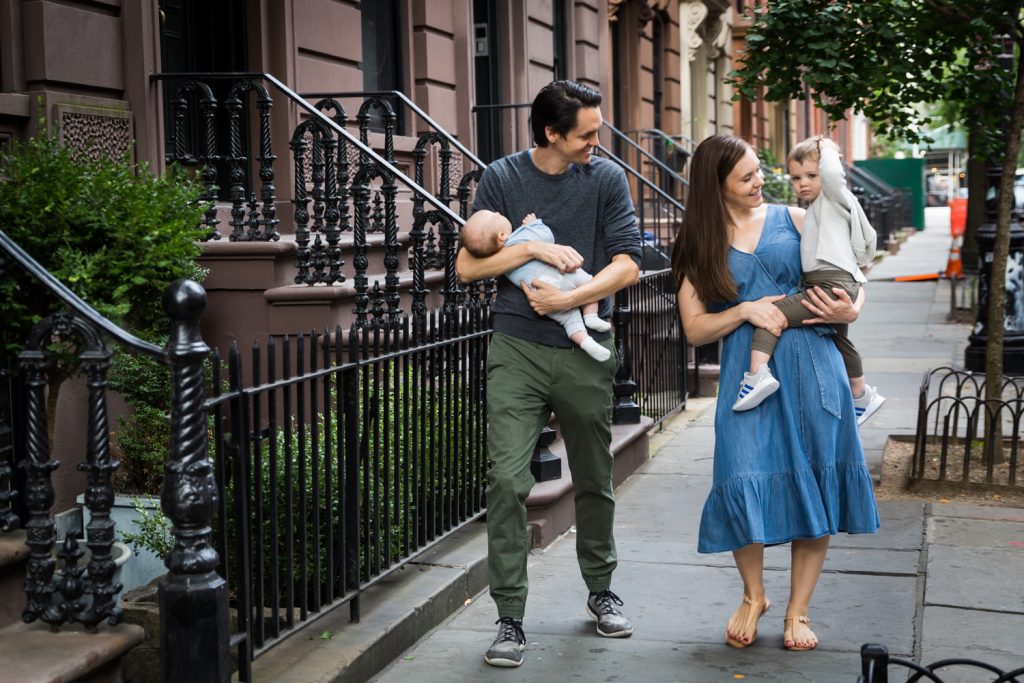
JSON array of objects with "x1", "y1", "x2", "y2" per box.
[{"x1": 859, "y1": 642, "x2": 1024, "y2": 682}]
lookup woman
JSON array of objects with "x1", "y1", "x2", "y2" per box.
[{"x1": 673, "y1": 135, "x2": 879, "y2": 651}]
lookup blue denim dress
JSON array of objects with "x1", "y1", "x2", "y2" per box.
[{"x1": 697, "y1": 205, "x2": 880, "y2": 553}]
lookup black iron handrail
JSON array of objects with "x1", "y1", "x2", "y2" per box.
[
  {"x1": 0, "y1": 230, "x2": 164, "y2": 359},
  {"x1": 300, "y1": 89, "x2": 486, "y2": 170},
  {"x1": 150, "y1": 72, "x2": 464, "y2": 228},
  {"x1": 595, "y1": 144, "x2": 684, "y2": 213},
  {"x1": 603, "y1": 121, "x2": 689, "y2": 191}
]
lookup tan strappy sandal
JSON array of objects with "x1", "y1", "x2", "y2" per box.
[
  {"x1": 725, "y1": 596, "x2": 771, "y2": 648},
  {"x1": 783, "y1": 615, "x2": 817, "y2": 651}
]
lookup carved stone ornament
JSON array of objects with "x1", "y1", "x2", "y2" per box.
[
  {"x1": 55, "y1": 104, "x2": 134, "y2": 163},
  {"x1": 683, "y1": 2, "x2": 711, "y2": 61}
]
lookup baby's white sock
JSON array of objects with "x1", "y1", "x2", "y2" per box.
[
  {"x1": 580, "y1": 336, "x2": 611, "y2": 362},
  {"x1": 583, "y1": 314, "x2": 611, "y2": 332}
]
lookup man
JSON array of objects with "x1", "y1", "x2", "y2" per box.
[{"x1": 456, "y1": 80, "x2": 642, "y2": 668}]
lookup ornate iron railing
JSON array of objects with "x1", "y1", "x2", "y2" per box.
[
  {"x1": 859, "y1": 643, "x2": 1024, "y2": 682},
  {"x1": 912, "y1": 367, "x2": 1024, "y2": 491},
  {"x1": 0, "y1": 229, "x2": 228, "y2": 681},
  {"x1": 0, "y1": 230, "x2": 162, "y2": 630},
  {"x1": 152, "y1": 73, "x2": 469, "y2": 311}
]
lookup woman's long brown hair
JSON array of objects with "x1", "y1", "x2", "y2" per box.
[{"x1": 671, "y1": 134, "x2": 754, "y2": 304}]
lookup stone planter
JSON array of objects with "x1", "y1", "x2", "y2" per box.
[{"x1": 77, "y1": 493, "x2": 166, "y2": 593}]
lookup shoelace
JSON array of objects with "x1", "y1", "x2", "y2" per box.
[
  {"x1": 495, "y1": 617, "x2": 525, "y2": 644},
  {"x1": 591, "y1": 589, "x2": 625, "y2": 615}
]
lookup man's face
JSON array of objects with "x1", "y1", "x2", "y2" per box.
[{"x1": 546, "y1": 106, "x2": 602, "y2": 166}]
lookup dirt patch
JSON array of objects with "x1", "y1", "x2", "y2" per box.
[{"x1": 876, "y1": 437, "x2": 1024, "y2": 507}]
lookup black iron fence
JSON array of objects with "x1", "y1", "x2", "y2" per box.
[
  {"x1": 859, "y1": 643, "x2": 1024, "y2": 682},
  {"x1": 211, "y1": 305, "x2": 490, "y2": 679},
  {"x1": 848, "y1": 164, "x2": 910, "y2": 251},
  {"x1": 913, "y1": 367, "x2": 1024, "y2": 492},
  {"x1": 625, "y1": 269, "x2": 687, "y2": 424}
]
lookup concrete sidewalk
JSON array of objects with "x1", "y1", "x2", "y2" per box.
[{"x1": 371, "y1": 208, "x2": 1024, "y2": 682}]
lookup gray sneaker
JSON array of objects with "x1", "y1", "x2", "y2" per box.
[
  {"x1": 484, "y1": 617, "x2": 526, "y2": 667},
  {"x1": 586, "y1": 589, "x2": 634, "y2": 637}
]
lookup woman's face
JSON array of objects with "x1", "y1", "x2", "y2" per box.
[{"x1": 722, "y1": 149, "x2": 765, "y2": 211}]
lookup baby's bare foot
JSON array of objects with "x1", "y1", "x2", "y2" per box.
[{"x1": 522, "y1": 212, "x2": 537, "y2": 225}]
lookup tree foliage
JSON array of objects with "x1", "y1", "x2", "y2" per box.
[{"x1": 731, "y1": 0, "x2": 1020, "y2": 157}]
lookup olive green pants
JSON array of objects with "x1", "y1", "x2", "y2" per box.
[
  {"x1": 485, "y1": 332, "x2": 619, "y2": 619},
  {"x1": 751, "y1": 268, "x2": 864, "y2": 378}
]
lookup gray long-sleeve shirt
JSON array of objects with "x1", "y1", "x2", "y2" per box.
[{"x1": 471, "y1": 149, "x2": 642, "y2": 347}]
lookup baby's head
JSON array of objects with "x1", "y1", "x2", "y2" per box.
[
  {"x1": 461, "y1": 210, "x2": 513, "y2": 258},
  {"x1": 787, "y1": 136, "x2": 832, "y2": 203}
]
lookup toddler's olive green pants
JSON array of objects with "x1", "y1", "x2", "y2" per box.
[{"x1": 485, "y1": 332, "x2": 619, "y2": 619}]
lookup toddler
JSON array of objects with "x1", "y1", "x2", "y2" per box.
[
  {"x1": 461, "y1": 210, "x2": 612, "y2": 362},
  {"x1": 733, "y1": 137, "x2": 886, "y2": 425}
]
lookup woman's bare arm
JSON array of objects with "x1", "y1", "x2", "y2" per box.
[{"x1": 678, "y1": 277, "x2": 788, "y2": 347}]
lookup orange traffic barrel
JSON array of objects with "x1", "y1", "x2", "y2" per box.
[{"x1": 949, "y1": 197, "x2": 967, "y2": 238}]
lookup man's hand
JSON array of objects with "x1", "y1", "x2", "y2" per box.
[
  {"x1": 528, "y1": 242, "x2": 584, "y2": 273},
  {"x1": 520, "y1": 280, "x2": 573, "y2": 315}
]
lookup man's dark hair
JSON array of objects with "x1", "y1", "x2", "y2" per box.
[{"x1": 530, "y1": 80, "x2": 602, "y2": 148}]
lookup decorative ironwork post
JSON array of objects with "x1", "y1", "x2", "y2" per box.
[
  {"x1": 612, "y1": 289, "x2": 641, "y2": 423},
  {"x1": 964, "y1": 34, "x2": 1024, "y2": 373},
  {"x1": 159, "y1": 279, "x2": 229, "y2": 683},
  {"x1": 530, "y1": 426, "x2": 561, "y2": 481},
  {"x1": 19, "y1": 342, "x2": 59, "y2": 624}
]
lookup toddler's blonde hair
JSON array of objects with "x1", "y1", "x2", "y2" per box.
[{"x1": 788, "y1": 135, "x2": 827, "y2": 165}]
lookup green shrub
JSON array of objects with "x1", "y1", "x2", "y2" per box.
[{"x1": 119, "y1": 497, "x2": 174, "y2": 559}]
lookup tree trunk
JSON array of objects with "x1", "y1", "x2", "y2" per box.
[{"x1": 984, "y1": 40, "x2": 1024, "y2": 463}]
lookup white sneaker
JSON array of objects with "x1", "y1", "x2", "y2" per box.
[
  {"x1": 854, "y1": 384, "x2": 886, "y2": 426},
  {"x1": 732, "y1": 365, "x2": 780, "y2": 411}
]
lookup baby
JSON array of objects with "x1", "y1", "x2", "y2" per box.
[
  {"x1": 461, "y1": 210, "x2": 612, "y2": 362},
  {"x1": 733, "y1": 137, "x2": 885, "y2": 426}
]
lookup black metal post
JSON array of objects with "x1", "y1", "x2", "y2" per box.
[
  {"x1": 530, "y1": 425, "x2": 561, "y2": 482},
  {"x1": 859, "y1": 643, "x2": 889, "y2": 683},
  {"x1": 612, "y1": 289, "x2": 641, "y2": 424},
  {"x1": 159, "y1": 279, "x2": 230, "y2": 683},
  {"x1": 964, "y1": 35, "x2": 1024, "y2": 373},
  {"x1": 964, "y1": 172, "x2": 1024, "y2": 372}
]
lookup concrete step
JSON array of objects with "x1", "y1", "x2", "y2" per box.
[
  {"x1": 248, "y1": 420, "x2": 653, "y2": 683},
  {"x1": 0, "y1": 530, "x2": 29, "y2": 629},
  {"x1": 0, "y1": 620, "x2": 144, "y2": 683}
]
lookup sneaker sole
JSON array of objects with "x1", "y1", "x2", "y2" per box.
[
  {"x1": 857, "y1": 395, "x2": 886, "y2": 426},
  {"x1": 732, "y1": 377, "x2": 781, "y2": 411},
  {"x1": 586, "y1": 604, "x2": 634, "y2": 638},
  {"x1": 484, "y1": 655, "x2": 523, "y2": 668}
]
